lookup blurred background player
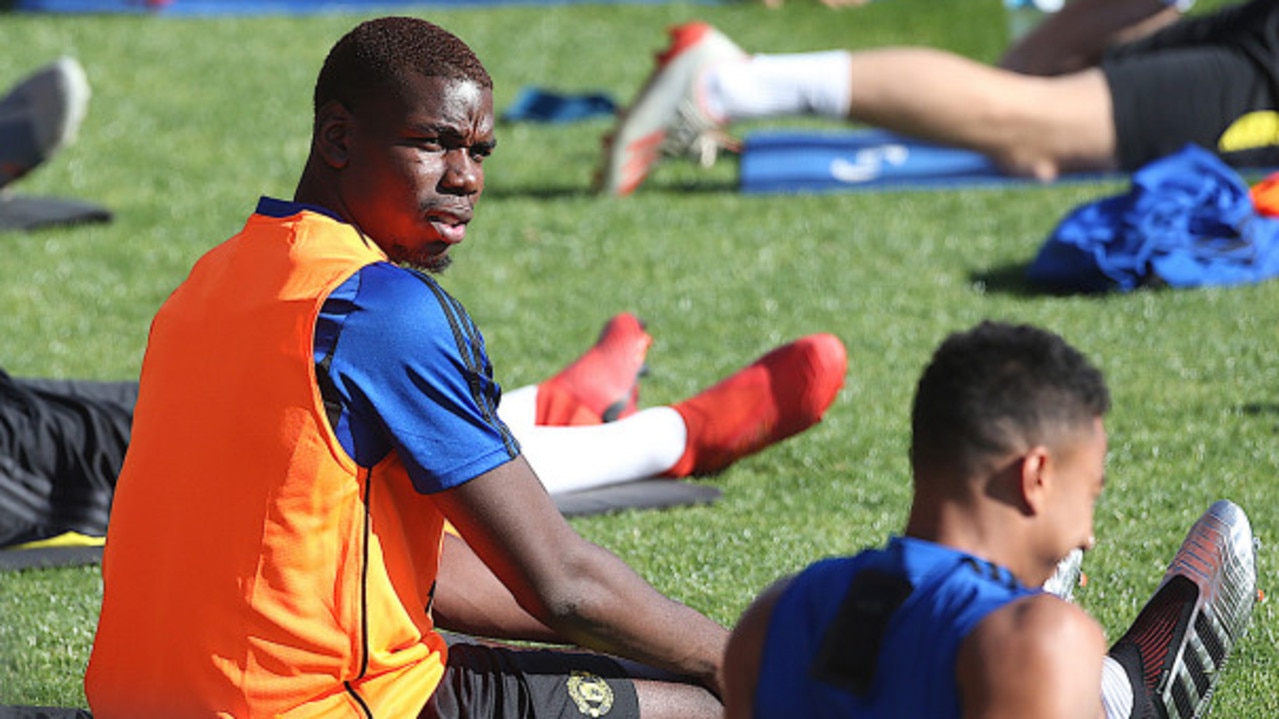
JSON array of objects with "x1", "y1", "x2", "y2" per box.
[{"x1": 597, "y1": 0, "x2": 1277, "y2": 193}]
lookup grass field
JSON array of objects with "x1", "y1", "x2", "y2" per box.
[{"x1": 1, "y1": 0, "x2": 1275, "y2": 710}]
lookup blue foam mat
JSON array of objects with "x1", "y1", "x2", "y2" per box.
[
  {"x1": 739, "y1": 129, "x2": 1121, "y2": 194},
  {"x1": 10, "y1": 0, "x2": 714, "y2": 13}
]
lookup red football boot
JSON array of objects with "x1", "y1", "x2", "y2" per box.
[
  {"x1": 664, "y1": 333, "x2": 847, "y2": 477},
  {"x1": 536, "y1": 313, "x2": 653, "y2": 426}
]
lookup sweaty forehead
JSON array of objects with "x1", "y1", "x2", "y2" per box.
[
  {"x1": 406, "y1": 75, "x2": 493, "y2": 128},
  {"x1": 443, "y1": 77, "x2": 487, "y2": 107}
]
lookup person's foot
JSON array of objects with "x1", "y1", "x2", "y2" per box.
[
  {"x1": 1108, "y1": 500, "x2": 1258, "y2": 719},
  {"x1": 594, "y1": 22, "x2": 746, "y2": 196},
  {"x1": 664, "y1": 333, "x2": 846, "y2": 477},
  {"x1": 0, "y1": 57, "x2": 91, "y2": 191},
  {"x1": 536, "y1": 313, "x2": 653, "y2": 426}
]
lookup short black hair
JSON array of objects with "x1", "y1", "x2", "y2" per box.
[
  {"x1": 314, "y1": 16, "x2": 493, "y2": 116},
  {"x1": 910, "y1": 321, "x2": 1110, "y2": 478}
]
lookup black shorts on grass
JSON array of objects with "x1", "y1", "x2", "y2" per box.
[
  {"x1": 0, "y1": 373, "x2": 134, "y2": 546},
  {"x1": 421, "y1": 642, "x2": 641, "y2": 719},
  {"x1": 1101, "y1": 0, "x2": 1279, "y2": 170}
]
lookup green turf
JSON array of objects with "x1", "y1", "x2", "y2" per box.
[{"x1": 0, "y1": 0, "x2": 1274, "y2": 711}]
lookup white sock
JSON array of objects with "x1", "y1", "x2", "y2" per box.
[
  {"x1": 703, "y1": 51, "x2": 853, "y2": 123},
  {"x1": 498, "y1": 384, "x2": 539, "y2": 428},
  {"x1": 1101, "y1": 655, "x2": 1135, "y2": 719},
  {"x1": 499, "y1": 386, "x2": 688, "y2": 495}
]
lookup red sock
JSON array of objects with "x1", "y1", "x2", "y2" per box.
[
  {"x1": 536, "y1": 313, "x2": 653, "y2": 427},
  {"x1": 664, "y1": 334, "x2": 846, "y2": 477}
]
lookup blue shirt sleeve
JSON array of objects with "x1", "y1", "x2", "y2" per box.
[{"x1": 314, "y1": 262, "x2": 519, "y2": 493}]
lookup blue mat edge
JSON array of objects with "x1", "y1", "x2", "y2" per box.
[
  {"x1": 738, "y1": 128, "x2": 1128, "y2": 194},
  {"x1": 10, "y1": 0, "x2": 723, "y2": 14}
]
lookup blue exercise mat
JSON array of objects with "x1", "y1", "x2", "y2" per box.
[
  {"x1": 10, "y1": 0, "x2": 716, "y2": 13},
  {"x1": 739, "y1": 129, "x2": 1119, "y2": 194}
]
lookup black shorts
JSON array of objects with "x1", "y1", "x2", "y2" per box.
[
  {"x1": 0, "y1": 707, "x2": 93, "y2": 718},
  {"x1": 0, "y1": 372, "x2": 135, "y2": 546},
  {"x1": 1101, "y1": 0, "x2": 1279, "y2": 170},
  {"x1": 421, "y1": 642, "x2": 641, "y2": 719}
]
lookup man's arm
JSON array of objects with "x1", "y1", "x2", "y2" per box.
[
  {"x1": 433, "y1": 455, "x2": 728, "y2": 695},
  {"x1": 956, "y1": 593, "x2": 1107, "y2": 719},
  {"x1": 433, "y1": 531, "x2": 568, "y2": 644},
  {"x1": 723, "y1": 577, "x2": 791, "y2": 719},
  {"x1": 999, "y1": 0, "x2": 1183, "y2": 76}
]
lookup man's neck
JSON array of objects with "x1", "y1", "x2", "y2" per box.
[
  {"x1": 904, "y1": 495, "x2": 1034, "y2": 583},
  {"x1": 292, "y1": 161, "x2": 348, "y2": 225}
]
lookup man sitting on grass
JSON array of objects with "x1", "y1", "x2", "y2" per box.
[
  {"x1": 723, "y1": 321, "x2": 1258, "y2": 719},
  {"x1": 80, "y1": 16, "x2": 841, "y2": 718}
]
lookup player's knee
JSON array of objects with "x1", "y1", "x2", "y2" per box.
[
  {"x1": 633, "y1": 679, "x2": 722, "y2": 719},
  {"x1": 993, "y1": 149, "x2": 1062, "y2": 182}
]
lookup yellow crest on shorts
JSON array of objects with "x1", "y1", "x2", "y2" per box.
[
  {"x1": 567, "y1": 670, "x2": 615, "y2": 717},
  {"x1": 1219, "y1": 111, "x2": 1279, "y2": 153}
]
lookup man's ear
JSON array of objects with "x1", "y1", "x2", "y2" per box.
[
  {"x1": 1018, "y1": 446, "x2": 1052, "y2": 516},
  {"x1": 314, "y1": 100, "x2": 354, "y2": 169}
]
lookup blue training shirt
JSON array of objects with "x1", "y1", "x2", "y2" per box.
[{"x1": 255, "y1": 198, "x2": 518, "y2": 494}]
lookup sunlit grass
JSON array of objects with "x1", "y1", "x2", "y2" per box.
[{"x1": 1, "y1": 0, "x2": 1273, "y2": 711}]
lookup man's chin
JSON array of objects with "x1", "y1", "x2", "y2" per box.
[{"x1": 390, "y1": 249, "x2": 452, "y2": 275}]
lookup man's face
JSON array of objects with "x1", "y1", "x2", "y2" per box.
[
  {"x1": 337, "y1": 73, "x2": 495, "y2": 273},
  {"x1": 1039, "y1": 416, "x2": 1107, "y2": 581}
]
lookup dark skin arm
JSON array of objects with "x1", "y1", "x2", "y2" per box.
[
  {"x1": 722, "y1": 577, "x2": 790, "y2": 719},
  {"x1": 433, "y1": 455, "x2": 727, "y2": 696},
  {"x1": 999, "y1": 0, "x2": 1182, "y2": 76},
  {"x1": 433, "y1": 531, "x2": 566, "y2": 644}
]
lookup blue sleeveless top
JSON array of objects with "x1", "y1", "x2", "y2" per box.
[{"x1": 755, "y1": 536, "x2": 1038, "y2": 718}]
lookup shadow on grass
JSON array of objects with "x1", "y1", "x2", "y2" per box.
[
  {"x1": 656, "y1": 179, "x2": 742, "y2": 196},
  {"x1": 969, "y1": 261, "x2": 1044, "y2": 298},
  {"x1": 970, "y1": 261, "x2": 1122, "y2": 300},
  {"x1": 1240, "y1": 402, "x2": 1279, "y2": 418}
]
